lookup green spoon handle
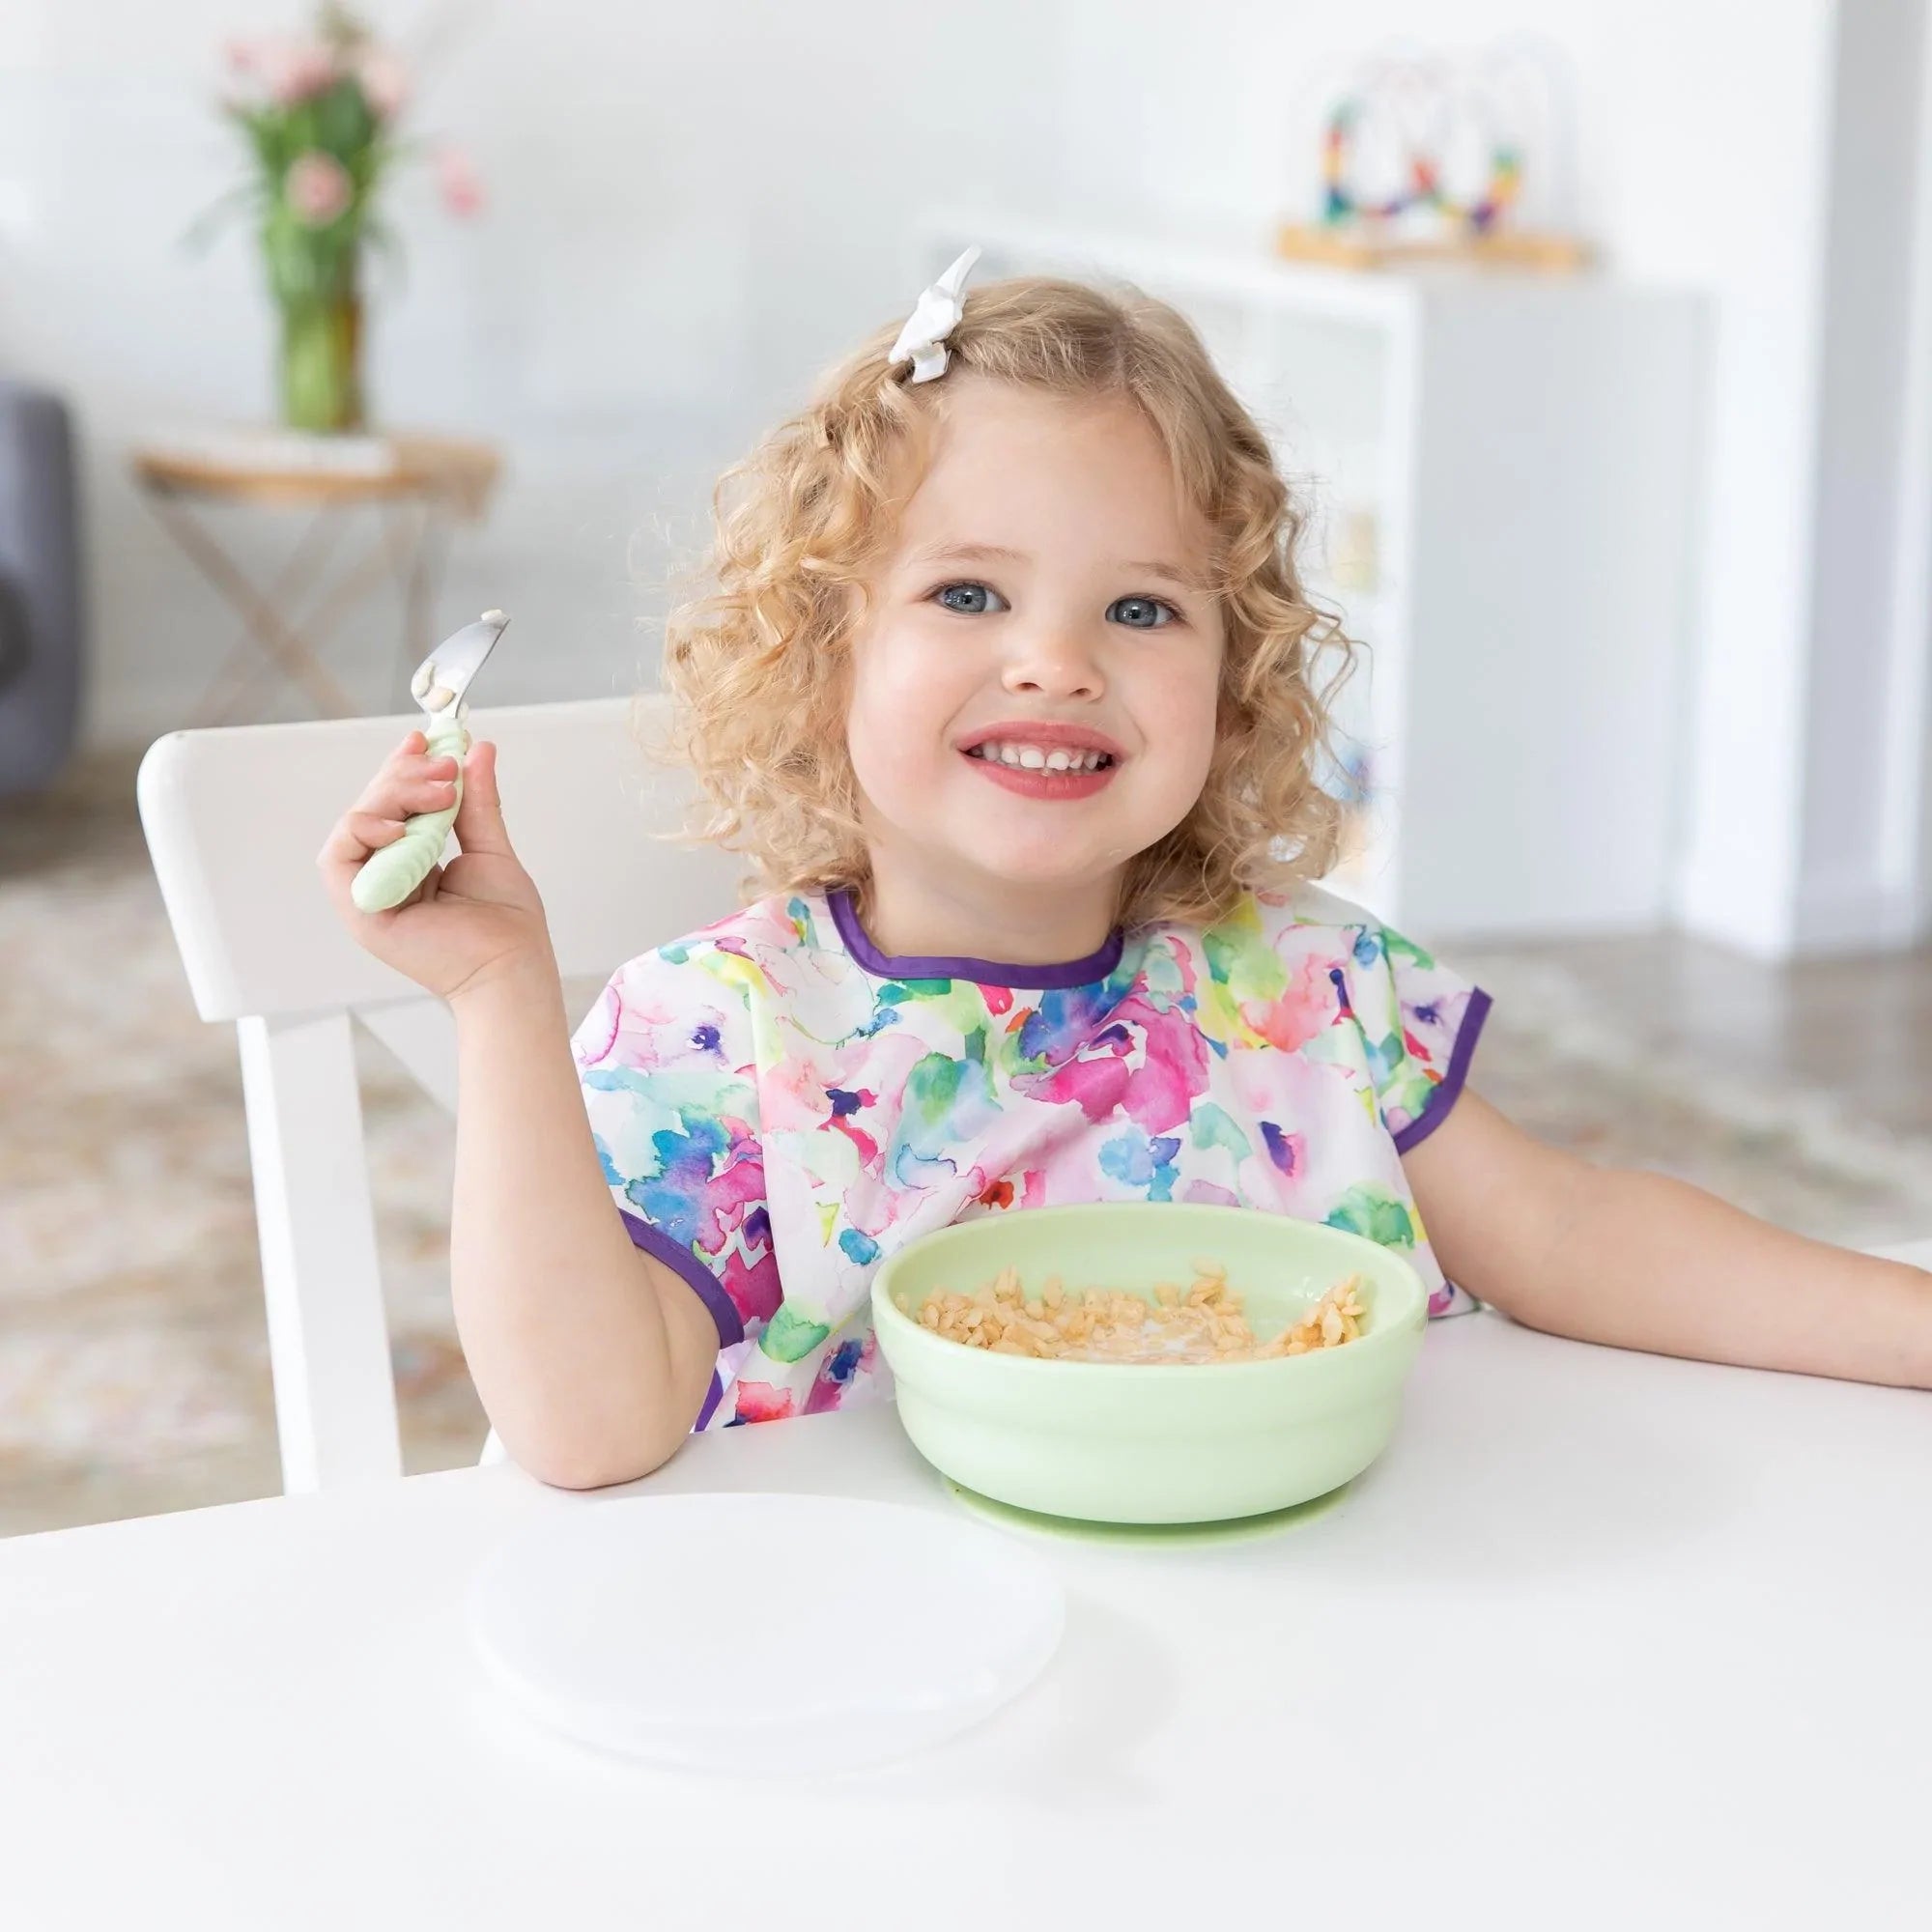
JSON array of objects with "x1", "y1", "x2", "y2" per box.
[{"x1": 350, "y1": 712, "x2": 470, "y2": 913}]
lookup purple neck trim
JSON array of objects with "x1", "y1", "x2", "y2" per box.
[{"x1": 828, "y1": 889, "x2": 1124, "y2": 989}]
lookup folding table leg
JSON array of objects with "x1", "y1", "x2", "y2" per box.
[
  {"x1": 193, "y1": 507, "x2": 346, "y2": 724},
  {"x1": 148, "y1": 495, "x2": 359, "y2": 721}
]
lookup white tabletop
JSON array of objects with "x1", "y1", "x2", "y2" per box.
[{"x1": 5, "y1": 1309, "x2": 1928, "y2": 1930}]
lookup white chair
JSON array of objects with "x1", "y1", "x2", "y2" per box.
[{"x1": 136, "y1": 696, "x2": 741, "y2": 1492}]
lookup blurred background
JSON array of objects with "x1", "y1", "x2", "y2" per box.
[{"x1": 7, "y1": 0, "x2": 1932, "y2": 1532}]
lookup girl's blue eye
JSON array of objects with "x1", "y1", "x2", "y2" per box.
[
  {"x1": 1107, "y1": 595, "x2": 1178, "y2": 630},
  {"x1": 934, "y1": 582, "x2": 1008, "y2": 614}
]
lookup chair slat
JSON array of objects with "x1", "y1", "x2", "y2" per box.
[{"x1": 237, "y1": 1010, "x2": 402, "y2": 1490}]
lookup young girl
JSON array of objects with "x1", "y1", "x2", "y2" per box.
[{"x1": 321, "y1": 254, "x2": 1932, "y2": 1487}]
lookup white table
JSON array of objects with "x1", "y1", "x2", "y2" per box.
[{"x1": 5, "y1": 1310, "x2": 1928, "y2": 1930}]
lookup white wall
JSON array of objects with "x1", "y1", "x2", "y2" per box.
[
  {"x1": 4, "y1": 0, "x2": 1919, "y2": 962},
  {"x1": 1796, "y1": 0, "x2": 1928, "y2": 952}
]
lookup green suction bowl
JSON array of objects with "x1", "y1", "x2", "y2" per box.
[{"x1": 872, "y1": 1204, "x2": 1428, "y2": 1525}]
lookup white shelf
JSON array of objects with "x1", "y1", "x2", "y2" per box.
[
  {"x1": 921, "y1": 210, "x2": 1421, "y2": 329},
  {"x1": 917, "y1": 213, "x2": 1707, "y2": 942}
]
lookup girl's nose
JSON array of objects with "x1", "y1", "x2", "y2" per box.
[{"x1": 1001, "y1": 628, "x2": 1105, "y2": 702}]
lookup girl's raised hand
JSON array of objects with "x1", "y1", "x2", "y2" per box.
[{"x1": 318, "y1": 730, "x2": 556, "y2": 1005}]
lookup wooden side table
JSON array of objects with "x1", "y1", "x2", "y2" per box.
[{"x1": 132, "y1": 429, "x2": 503, "y2": 724}]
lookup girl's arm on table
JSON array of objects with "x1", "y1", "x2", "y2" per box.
[{"x1": 1402, "y1": 1092, "x2": 1932, "y2": 1389}]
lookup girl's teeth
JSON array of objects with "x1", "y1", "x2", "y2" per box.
[{"x1": 971, "y1": 742, "x2": 1111, "y2": 772}]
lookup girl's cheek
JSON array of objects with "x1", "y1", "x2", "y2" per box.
[
  {"x1": 850, "y1": 714, "x2": 926, "y2": 794},
  {"x1": 846, "y1": 657, "x2": 953, "y2": 799},
  {"x1": 1139, "y1": 655, "x2": 1220, "y2": 762},
  {"x1": 854, "y1": 624, "x2": 976, "y2": 746}
]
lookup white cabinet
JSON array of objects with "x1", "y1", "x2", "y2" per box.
[{"x1": 915, "y1": 216, "x2": 1707, "y2": 941}]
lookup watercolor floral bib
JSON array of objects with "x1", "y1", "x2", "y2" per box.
[{"x1": 574, "y1": 884, "x2": 1490, "y2": 1431}]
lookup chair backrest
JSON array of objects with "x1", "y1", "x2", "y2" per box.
[
  {"x1": 136, "y1": 695, "x2": 742, "y2": 1491},
  {"x1": 139, "y1": 694, "x2": 738, "y2": 1023}
]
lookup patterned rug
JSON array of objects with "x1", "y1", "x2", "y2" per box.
[{"x1": 4, "y1": 755, "x2": 1929, "y2": 1535}]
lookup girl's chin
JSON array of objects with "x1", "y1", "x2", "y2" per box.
[
  {"x1": 950, "y1": 794, "x2": 1170, "y2": 879},
  {"x1": 937, "y1": 838, "x2": 1129, "y2": 895}
]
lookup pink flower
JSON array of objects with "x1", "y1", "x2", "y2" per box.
[
  {"x1": 259, "y1": 38, "x2": 338, "y2": 106},
  {"x1": 1238, "y1": 952, "x2": 1339, "y2": 1054},
  {"x1": 436, "y1": 143, "x2": 484, "y2": 218},
  {"x1": 219, "y1": 40, "x2": 263, "y2": 110},
  {"x1": 732, "y1": 1379, "x2": 796, "y2": 1425},
  {"x1": 1012, "y1": 992, "x2": 1208, "y2": 1133},
  {"x1": 285, "y1": 151, "x2": 354, "y2": 227},
  {"x1": 721, "y1": 1244, "x2": 781, "y2": 1330},
  {"x1": 355, "y1": 48, "x2": 410, "y2": 120}
]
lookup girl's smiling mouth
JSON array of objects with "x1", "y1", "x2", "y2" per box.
[{"x1": 956, "y1": 720, "x2": 1125, "y2": 800}]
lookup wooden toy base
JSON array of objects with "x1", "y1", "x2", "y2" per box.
[{"x1": 1277, "y1": 222, "x2": 1593, "y2": 274}]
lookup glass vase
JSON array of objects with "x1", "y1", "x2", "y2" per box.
[{"x1": 277, "y1": 289, "x2": 364, "y2": 434}]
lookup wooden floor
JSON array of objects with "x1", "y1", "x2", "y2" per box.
[{"x1": 1467, "y1": 928, "x2": 1932, "y2": 1141}]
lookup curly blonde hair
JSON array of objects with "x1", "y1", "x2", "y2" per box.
[{"x1": 655, "y1": 272, "x2": 1354, "y2": 928}]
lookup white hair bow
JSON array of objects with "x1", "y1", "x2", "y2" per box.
[{"x1": 889, "y1": 245, "x2": 982, "y2": 384}]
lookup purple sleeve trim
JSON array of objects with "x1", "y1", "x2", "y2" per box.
[
  {"x1": 695, "y1": 1370, "x2": 725, "y2": 1431},
  {"x1": 618, "y1": 1208, "x2": 746, "y2": 1349},
  {"x1": 1392, "y1": 986, "x2": 1492, "y2": 1154}
]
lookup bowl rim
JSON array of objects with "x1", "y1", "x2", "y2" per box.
[{"x1": 869, "y1": 1203, "x2": 1428, "y2": 1382}]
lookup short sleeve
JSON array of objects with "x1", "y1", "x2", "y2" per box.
[
  {"x1": 571, "y1": 946, "x2": 779, "y2": 1421},
  {"x1": 1345, "y1": 922, "x2": 1492, "y2": 1152}
]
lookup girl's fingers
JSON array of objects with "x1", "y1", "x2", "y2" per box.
[
  {"x1": 391, "y1": 752, "x2": 459, "y2": 781},
  {"x1": 321, "y1": 734, "x2": 462, "y2": 907},
  {"x1": 318, "y1": 809, "x2": 407, "y2": 869},
  {"x1": 355, "y1": 742, "x2": 453, "y2": 808},
  {"x1": 393, "y1": 861, "x2": 444, "y2": 912},
  {"x1": 365, "y1": 749, "x2": 455, "y2": 787},
  {"x1": 450, "y1": 740, "x2": 513, "y2": 858},
  {"x1": 355, "y1": 772, "x2": 457, "y2": 817}
]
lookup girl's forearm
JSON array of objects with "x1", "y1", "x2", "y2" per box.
[
  {"x1": 447, "y1": 962, "x2": 715, "y2": 1486},
  {"x1": 1509, "y1": 1163, "x2": 1932, "y2": 1388}
]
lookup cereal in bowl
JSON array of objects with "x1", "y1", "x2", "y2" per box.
[{"x1": 916, "y1": 1260, "x2": 1367, "y2": 1364}]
